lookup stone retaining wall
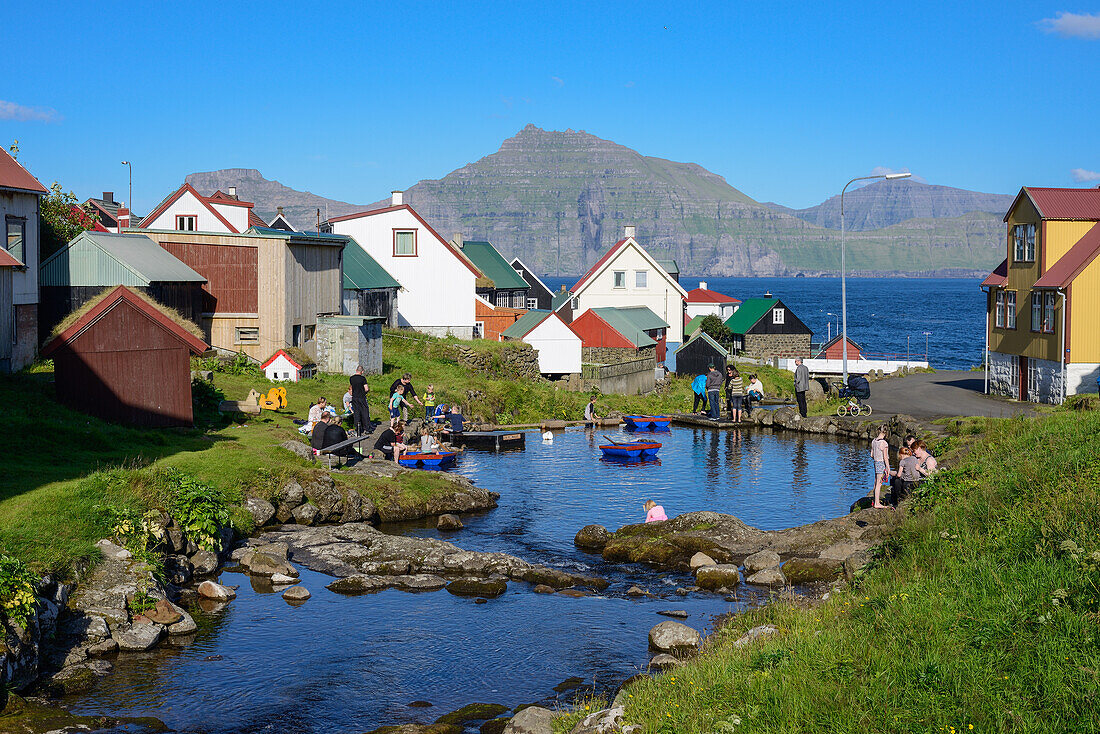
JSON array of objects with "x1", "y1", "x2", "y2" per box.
[
  {"x1": 741, "y1": 333, "x2": 811, "y2": 359},
  {"x1": 748, "y1": 405, "x2": 926, "y2": 447}
]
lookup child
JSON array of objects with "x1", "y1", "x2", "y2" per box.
[
  {"x1": 643, "y1": 500, "x2": 667, "y2": 523},
  {"x1": 389, "y1": 385, "x2": 411, "y2": 420},
  {"x1": 870, "y1": 424, "x2": 891, "y2": 509},
  {"x1": 420, "y1": 425, "x2": 439, "y2": 453},
  {"x1": 424, "y1": 384, "x2": 436, "y2": 421},
  {"x1": 893, "y1": 446, "x2": 922, "y2": 506}
]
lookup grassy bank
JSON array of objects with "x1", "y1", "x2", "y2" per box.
[{"x1": 613, "y1": 410, "x2": 1100, "y2": 732}]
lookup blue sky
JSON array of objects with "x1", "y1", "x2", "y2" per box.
[{"x1": 3, "y1": 1, "x2": 1098, "y2": 212}]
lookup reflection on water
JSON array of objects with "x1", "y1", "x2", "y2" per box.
[{"x1": 69, "y1": 426, "x2": 870, "y2": 733}]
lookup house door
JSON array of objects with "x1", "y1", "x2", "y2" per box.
[
  {"x1": 1019, "y1": 356, "x2": 1028, "y2": 401},
  {"x1": 656, "y1": 333, "x2": 667, "y2": 363}
]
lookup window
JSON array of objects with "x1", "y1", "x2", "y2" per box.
[
  {"x1": 474, "y1": 321, "x2": 484, "y2": 338},
  {"x1": 1004, "y1": 291, "x2": 1017, "y2": 329},
  {"x1": 5, "y1": 217, "x2": 25, "y2": 265},
  {"x1": 495, "y1": 292, "x2": 508, "y2": 307},
  {"x1": 304, "y1": 324, "x2": 315, "y2": 342},
  {"x1": 1043, "y1": 291, "x2": 1057, "y2": 334},
  {"x1": 635, "y1": 270, "x2": 648, "y2": 289},
  {"x1": 513, "y1": 292, "x2": 525, "y2": 308},
  {"x1": 772, "y1": 308, "x2": 785, "y2": 325},
  {"x1": 613, "y1": 271, "x2": 626, "y2": 288},
  {"x1": 176, "y1": 215, "x2": 197, "y2": 231},
  {"x1": 570, "y1": 297, "x2": 579, "y2": 310},
  {"x1": 1031, "y1": 293, "x2": 1043, "y2": 332},
  {"x1": 292, "y1": 325, "x2": 303, "y2": 347},
  {"x1": 994, "y1": 290, "x2": 1005, "y2": 328},
  {"x1": 526, "y1": 297, "x2": 538, "y2": 309},
  {"x1": 1013, "y1": 224, "x2": 1036, "y2": 262},
  {"x1": 394, "y1": 229, "x2": 416, "y2": 256},
  {"x1": 235, "y1": 327, "x2": 259, "y2": 344}
]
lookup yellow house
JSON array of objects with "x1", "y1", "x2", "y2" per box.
[{"x1": 982, "y1": 186, "x2": 1100, "y2": 403}]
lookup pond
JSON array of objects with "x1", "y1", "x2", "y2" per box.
[{"x1": 66, "y1": 425, "x2": 872, "y2": 733}]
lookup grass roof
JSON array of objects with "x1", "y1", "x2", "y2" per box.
[
  {"x1": 48, "y1": 286, "x2": 204, "y2": 345},
  {"x1": 277, "y1": 346, "x2": 316, "y2": 368}
]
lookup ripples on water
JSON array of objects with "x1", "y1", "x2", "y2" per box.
[{"x1": 69, "y1": 427, "x2": 873, "y2": 733}]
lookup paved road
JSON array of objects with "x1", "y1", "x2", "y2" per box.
[{"x1": 860, "y1": 370, "x2": 1035, "y2": 421}]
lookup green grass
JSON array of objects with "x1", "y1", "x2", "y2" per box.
[{"x1": 613, "y1": 411, "x2": 1100, "y2": 732}]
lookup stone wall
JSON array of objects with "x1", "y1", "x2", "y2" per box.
[
  {"x1": 316, "y1": 317, "x2": 383, "y2": 375},
  {"x1": 749, "y1": 406, "x2": 926, "y2": 447},
  {"x1": 742, "y1": 333, "x2": 811, "y2": 359},
  {"x1": 451, "y1": 344, "x2": 541, "y2": 380},
  {"x1": 582, "y1": 345, "x2": 656, "y2": 365}
]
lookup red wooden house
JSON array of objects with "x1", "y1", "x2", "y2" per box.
[
  {"x1": 41, "y1": 285, "x2": 209, "y2": 427},
  {"x1": 816, "y1": 334, "x2": 863, "y2": 360}
]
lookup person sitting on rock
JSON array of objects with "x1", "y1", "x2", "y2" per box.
[
  {"x1": 912, "y1": 440, "x2": 938, "y2": 477},
  {"x1": 310, "y1": 412, "x2": 331, "y2": 453},
  {"x1": 322, "y1": 412, "x2": 355, "y2": 457},
  {"x1": 892, "y1": 446, "x2": 922, "y2": 505},
  {"x1": 745, "y1": 374, "x2": 765, "y2": 416},
  {"x1": 643, "y1": 499, "x2": 667, "y2": 523},
  {"x1": 584, "y1": 395, "x2": 601, "y2": 424}
]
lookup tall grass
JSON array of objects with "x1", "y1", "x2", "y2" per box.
[{"x1": 617, "y1": 411, "x2": 1100, "y2": 733}]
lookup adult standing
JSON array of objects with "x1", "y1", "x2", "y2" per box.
[
  {"x1": 793, "y1": 358, "x2": 810, "y2": 418},
  {"x1": 705, "y1": 366, "x2": 723, "y2": 421},
  {"x1": 389, "y1": 372, "x2": 424, "y2": 422},
  {"x1": 725, "y1": 365, "x2": 744, "y2": 422},
  {"x1": 349, "y1": 365, "x2": 370, "y2": 437}
]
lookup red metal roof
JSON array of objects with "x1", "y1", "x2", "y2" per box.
[
  {"x1": 247, "y1": 208, "x2": 267, "y2": 228},
  {"x1": 0, "y1": 249, "x2": 24, "y2": 267},
  {"x1": 0, "y1": 148, "x2": 47, "y2": 194},
  {"x1": 686, "y1": 287, "x2": 740, "y2": 304},
  {"x1": 1006, "y1": 187, "x2": 1100, "y2": 222},
  {"x1": 981, "y1": 258, "x2": 1008, "y2": 287},
  {"x1": 1034, "y1": 224, "x2": 1100, "y2": 288},
  {"x1": 41, "y1": 285, "x2": 208, "y2": 358},
  {"x1": 260, "y1": 349, "x2": 301, "y2": 370},
  {"x1": 572, "y1": 239, "x2": 629, "y2": 292},
  {"x1": 138, "y1": 183, "x2": 243, "y2": 233}
]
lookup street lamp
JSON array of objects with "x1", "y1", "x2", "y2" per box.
[
  {"x1": 840, "y1": 171, "x2": 912, "y2": 384},
  {"x1": 120, "y1": 161, "x2": 132, "y2": 220},
  {"x1": 923, "y1": 330, "x2": 932, "y2": 364},
  {"x1": 826, "y1": 312, "x2": 838, "y2": 341}
]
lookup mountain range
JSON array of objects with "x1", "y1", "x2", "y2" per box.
[{"x1": 186, "y1": 125, "x2": 1011, "y2": 277}]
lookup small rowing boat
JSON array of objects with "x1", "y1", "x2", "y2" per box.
[
  {"x1": 598, "y1": 441, "x2": 662, "y2": 459},
  {"x1": 622, "y1": 414, "x2": 672, "y2": 430},
  {"x1": 398, "y1": 451, "x2": 458, "y2": 468}
]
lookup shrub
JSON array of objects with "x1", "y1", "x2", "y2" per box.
[
  {"x1": 0, "y1": 555, "x2": 38, "y2": 630},
  {"x1": 159, "y1": 469, "x2": 231, "y2": 552},
  {"x1": 191, "y1": 378, "x2": 226, "y2": 425}
]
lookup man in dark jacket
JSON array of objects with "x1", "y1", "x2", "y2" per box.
[
  {"x1": 705, "y1": 366, "x2": 724, "y2": 420},
  {"x1": 323, "y1": 415, "x2": 351, "y2": 456},
  {"x1": 310, "y1": 413, "x2": 330, "y2": 452},
  {"x1": 794, "y1": 358, "x2": 810, "y2": 418}
]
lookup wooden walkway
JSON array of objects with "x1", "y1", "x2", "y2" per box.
[{"x1": 669, "y1": 413, "x2": 753, "y2": 429}]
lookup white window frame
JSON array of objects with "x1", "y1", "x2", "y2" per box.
[
  {"x1": 474, "y1": 321, "x2": 485, "y2": 338},
  {"x1": 1005, "y1": 290, "x2": 1017, "y2": 329},
  {"x1": 1042, "y1": 291, "x2": 1057, "y2": 334},
  {"x1": 5, "y1": 216, "x2": 26, "y2": 265},
  {"x1": 1031, "y1": 292, "x2": 1043, "y2": 332},
  {"x1": 495, "y1": 292, "x2": 508, "y2": 307},
  {"x1": 613, "y1": 271, "x2": 626, "y2": 289},
  {"x1": 176, "y1": 214, "x2": 198, "y2": 231},
  {"x1": 1013, "y1": 224, "x2": 1036, "y2": 262},
  {"x1": 513, "y1": 292, "x2": 525, "y2": 308},
  {"x1": 393, "y1": 229, "x2": 417, "y2": 257},
  {"x1": 994, "y1": 290, "x2": 1005, "y2": 328},
  {"x1": 772, "y1": 308, "x2": 785, "y2": 325},
  {"x1": 635, "y1": 270, "x2": 648, "y2": 289},
  {"x1": 526, "y1": 297, "x2": 538, "y2": 310}
]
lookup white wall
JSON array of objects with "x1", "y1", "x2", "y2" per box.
[
  {"x1": 264, "y1": 354, "x2": 301, "y2": 382},
  {"x1": 775, "y1": 357, "x2": 930, "y2": 374},
  {"x1": 329, "y1": 209, "x2": 476, "y2": 338},
  {"x1": 574, "y1": 241, "x2": 684, "y2": 342},
  {"x1": 1068, "y1": 362, "x2": 1100, "y2": 396},
  {"x1": 144, "y1": 189, "x2": 237, "y2": 233},
  {"x1": 686, "y1": 302, "x2": 737, "y2": 321},
  {"x1": 989, "y1": 351, "x2": 1018, "y2": 399},
  {"x1": 209, "y1": 202, "x2": 250, "y2": 232},
  {"x1": 0, "y1": 190, "x2": 39, "y2": 305},
  {"x1": 525, "y1": 315, "x2": 581, "y2": 374}
]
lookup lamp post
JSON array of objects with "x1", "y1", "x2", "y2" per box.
[
  {"x1": 840, "y1": 171, "x2": 912, "y2": 384},
  {"x1": 907, "y1": 335, "x2": 911, "y2": 368},
  {"x1": 923, "y1": 330, "x2": 932, "y2": 364},
  {"x1": 120, "y1": 161, "x2": 132, "y2": 220},
  {"x1": 826, "y1": 312, "x2": 837, "y2": 341}
]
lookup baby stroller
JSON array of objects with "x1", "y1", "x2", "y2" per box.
[{"x1": 835, "y1": 374, "x2": 872, "y2": 417}]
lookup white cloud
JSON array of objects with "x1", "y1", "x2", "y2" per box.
[
  {"x1": 551, "y1": 76, "x2": 564, "y2": 87},
  {"x1": 1039, "y1": 11, "x2": 1100, "y2": 39},
  {"x1": 1072, "y1": 168, "x2": 1100, "y2": 182},
  {"x1": 0, "y1": 100, "x2": 59, "y2": 122}
]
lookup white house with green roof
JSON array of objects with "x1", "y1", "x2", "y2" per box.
[{"x1": 501, "y1": 309, "x2": 582, "y2": 376}]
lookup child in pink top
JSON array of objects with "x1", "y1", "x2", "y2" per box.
[{"x1": 643, "y1": 500, "x2": 667, "y2": 523}]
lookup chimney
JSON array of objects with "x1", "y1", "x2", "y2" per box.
[
  {"x1": 560, "y1": 285, "x2": 567, "y2": 293},
  {"x1": 117, "y1": 206, "x2": 130, "y2": 233},
  {"x1": 391, "y1": 190, "x2": 404, "y2": 206},
  {"x1": 699, "y1": 280, "x2": 707, "y2": 291},
  {"x1": 102, "y1": 191, "x2": 114, "y2": 204},
  {"x1": 277, "y1": 206, "x2": 284, "y2": 216},
  {"x1": 624, "y1": 225, "x2": 636, "y2": 238},
  {"x1": 452, "y1": 232, "x2": 463, "y2": 248},
  {"x1": 228, "y1": 186, "x2": 237, "y2": 199}
]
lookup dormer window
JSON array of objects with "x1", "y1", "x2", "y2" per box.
[{"x1": 1013, "y1": 224, "x2": 1036, "y2": 262}]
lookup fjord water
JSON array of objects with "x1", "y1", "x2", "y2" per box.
[
  {"x1": 69, "y1": 427, "x2": 870, "y2": 733},
  {"x1": 545, "y1": 276, "x2": 986, "y2": 370}
]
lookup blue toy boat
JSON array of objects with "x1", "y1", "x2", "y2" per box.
[
  {"x1": 398, "y1": 451, "x2": 457, "y2": 469},
  {"x1": 622, "y1": 415, "x2": 672, "y2": 430},
  {"x1": 598, "y1": 441, "x2": 662, "y2": 459}
]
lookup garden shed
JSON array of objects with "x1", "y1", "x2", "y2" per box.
[
  {"x1": 41, "y1": 285, "x2": 208, "y2": 427},
  {"x1": 261, "y1": 348, "x2": 317, "y2": 382},
  {"x1": 674, "y1": 330, "x2": 730, "y2": 375}
]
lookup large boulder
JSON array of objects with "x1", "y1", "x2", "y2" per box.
[
  {"x1": 292, "y1": 503, "x2": 320, "y2": 526},
  {"x1": 339, "y1": 489, "x2": 364, "y2": 524},
  {"x1": 282, "y1": 586, "x2": 311, "y2": 602},
  {"x1": 244, "y1": 497, "x2": 276, "y2": 527},
  {"x1": 781, "y1": 557, "x2": 844, "y2": 584},
  {"x1": 144, "y1": 599, "x2": 182, "y2": 626},
  {"x1": 197, "y1": 580, "x2": 236, "y2": 601},
  {"x1": 437, "y1": 514, "x2": 464, "y2": 531},
  {"x1": 689, "y1": 552, "x2": 716, "y2": 569},
  {"x1": 303, "y1": 476, "x2": 343, "y2": 522},
  {"x1": 746, "y1": 568, "x2": 786, "y2": 586},
  {"x1": 189, "y1": 550, "x2": 219, "y2": 576},
  {"x1": 569, "y1": 706, "x2": 624, "y2": 734},
  {"x1": 504, "y1": 706, "x2": 555, "y2": 734},
  {"x1": 446, "y1": 578, "x2": 507, "y2": 598},
  {"x1": 114, "y1": 623, "x2": 163, "y2": 652},
  {"x1": 243, "y1": 551, "x2": 297, "y2": 578},
  {"x1": 743, "y1": 550, "x2": 781, "y2": 573},
  {"x1": 280, "y1": 480, "x2": 305, "y2": 507},
  {"x1": 648, "y1": 621, "x2": 700, "y2": 653},
  {"x1": 280, "y1": 441, "x2": 314, "y2": 461},
  {"x1": 694, "y1": 564, "x2": 741, "y2": 590},
  {"x1": 574, "y1": 525, "x2": 611, "y2": 551}
]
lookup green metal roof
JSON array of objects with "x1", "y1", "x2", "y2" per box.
[
  {"x1": 655, "y1": 258, "x2": 679, "y2": 276},
  {"x1": 684, "y1": 315, "x2": 706, "y2": 336},
  {"x1": 39, "y1": 231, "x2": 205, "y2": 287},
  {"x1": 674, "y1": 330, "x2": 730, "y2": 356},
  {"x1": 616, "y1": 305, "x2": 669, "y2": 332},
  {"x1": 551, "y1": 290, "x2": 571, "y2": 311},
  {"x1": 343, "y1": 239, "x2": 400, "y2": 290},
  {"x1": 460, "y1": 241, "x2": 530, "y2": 290},
  {"x1": 591, "y1": 307, "x2": 658, "y2": 348},
  {"x1": 501, "y1": 309, "x2": 552, "y2": 339},
  {"x1": 247, "y1": 226, "x2": 350, "y2": 245},
  {"x1": 723, "y1": 298, "x2": 779, "y2": 335}
]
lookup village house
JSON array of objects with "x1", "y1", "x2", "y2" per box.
[
  {"x1": 83, "y1": 192, "x2": 142, "y2": 233},
  {"x1": 815, "y1": 334, "x2": 863, "y2": 361},
  {"x1": 500, "y1": 309, "x2": 582, "y2": 377},
  {"x1": 133, "y1": 224, "x2": 345, "y2": 361},
  {"x1": 475, "y1": 296, "x2": 527, "y2": 341},
  {"x1": 983, "y1": 186, "x2": 1100, "y2": 403},
  {"x1": 321, "y1": 192, "x2": 480, "y2": 338},
  {"x1": 723, "y1": 297, "x2": 812, "y2": 359},
  {"x1": 38, "y1": 231, "x2": 207, "y2": 340},
  {"x1": 138, "y1": 183, "x2": 266, "y2": 233},
  {"x1": 41, "y1": 285, "x2": 208, "y2": 427},
  {"x1": 674, "y1": 330, "x2": 730, "y2": 376},
  {"x1": 456, "y1": 237, "x2": 529, "y2": 309},
  {"x1": 685, "y1": 281, "x2": 740, "y2": 322},
  {"x1": 339, "y1": 235, "x2": 400, "y2": 326},
  {"x1": 570, "y1": 226, "x2": 688, "y2": 357},
  {"x1": 511, "y1": 257, "x2": 575, "y2": 323},
  {"x1": 0, "y1": 147, "x2": 47, "y2": 372},
  {"x1": 267, "y1": 207, "x2": 295, "y2": 232},
  {"x1": 571, "y1": 305, "x2": 666, "y2": 364}
]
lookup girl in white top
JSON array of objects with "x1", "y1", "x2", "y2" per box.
[
  {"x1": 420, "y1": 425, "x2": 439, "y2": 453},
  {"x1": 870, "y1": 425, "x2": 891, "y2": 509}
]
